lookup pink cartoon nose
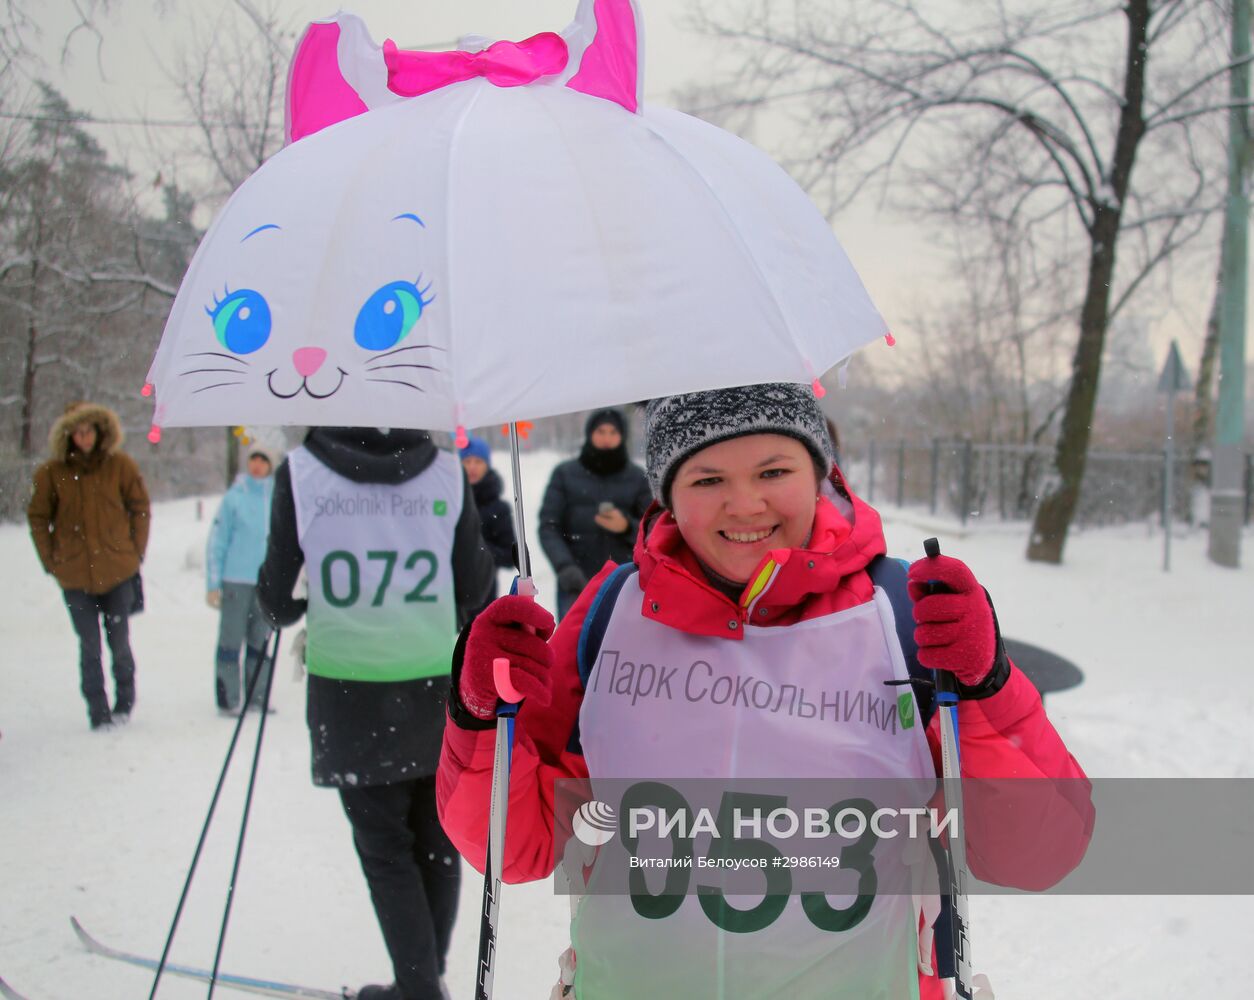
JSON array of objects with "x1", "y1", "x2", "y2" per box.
[{"x1": 292, "y1": 347, "x2": 327, "y2": 378}]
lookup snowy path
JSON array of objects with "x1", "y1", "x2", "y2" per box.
[{"x1": 2, "y1": 450, "x2": 1250, "y2": 998}]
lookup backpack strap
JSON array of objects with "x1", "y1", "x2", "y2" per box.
[
  {"x1": 568, "y1": 562, "x2": 639, "y2": 754},
  {"x1": 867, "y1": 554, "x2": 935, "y2": 727}
]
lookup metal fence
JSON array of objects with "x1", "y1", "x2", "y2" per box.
[{"x1": 848, "y1": 439, "x2": 1254, "y2": 528}]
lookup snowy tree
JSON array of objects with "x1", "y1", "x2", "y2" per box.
[
  {"x1": 689, "y1": 0, "x2": 1235, "y2": 562},
  {"x1": 0, "y1": 84, "x2": 192, "y2": 458}
]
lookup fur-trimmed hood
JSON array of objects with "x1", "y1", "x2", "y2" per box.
[{"x1": 47, "y1": 403, "x2": 124, "y2": 463}]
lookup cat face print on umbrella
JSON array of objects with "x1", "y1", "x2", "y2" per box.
[{"x1": 144, "y1": 0, "x2": 889, "y2": 439}]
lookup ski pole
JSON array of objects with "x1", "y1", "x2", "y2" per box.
[
  {"x1": 475, "y1": 421, "x2": 534, "y2": 1000},
  {"x1": 922, "y1": 537, "x2": 975, "y2": 999},
  {"x1": 475, "y1": 655, "x2": 523, "y2": 1000},
  {"x1": 208, "y1": 628, "x2": 282, "y2": 998},
  {"x1": 148, "y1": 627, "x2": 281, "y2": 999}
]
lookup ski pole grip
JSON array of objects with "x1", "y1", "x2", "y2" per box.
[
  {"x1": 922, "y1": 537, "x2": 960, "y2": 701},
  {"x1": 494, "y1": 574, "x2": 540, "y2": 707},
  {"x1": 921, "y1": 536, "x2": 951, "y2": 596},
  {"x1": 493, "y1": 657, "x2": 524, "y2": 704}
]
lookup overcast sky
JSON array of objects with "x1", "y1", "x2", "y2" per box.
[{"x1": 27, "y1": 0, "x2": 1241, "y2": 379}]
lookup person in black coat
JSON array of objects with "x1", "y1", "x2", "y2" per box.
[
  {"x1": 257, "y1": 427, "x2": 492, "y2": 1000},
  {"x1": 458, "y1": 435, "x2": 517, "y2": 601},
  {"x1": 538, "y1": 408, "x2": 652, "y2": 619}
]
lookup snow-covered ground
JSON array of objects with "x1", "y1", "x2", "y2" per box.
[{"x1": 2, "y1": 447, "x2": 1251, "y2": 998}]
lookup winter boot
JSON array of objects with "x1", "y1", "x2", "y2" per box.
[
  {"x1": 216, "y1": 645, "x2": 242, "y2": 711},
  {"x1": 87, "y1": 692, "x2": 112, "y2": 731},
  {"x1": 113, "y1": 683, "x2": 135, "y2": 720},
  {"x1": 355, "y1": 985, "x2": 403, "y2": 1000}
]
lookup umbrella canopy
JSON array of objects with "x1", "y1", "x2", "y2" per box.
[{"x1": 145, "y1": 0, "x2": 888, "y2": 438}]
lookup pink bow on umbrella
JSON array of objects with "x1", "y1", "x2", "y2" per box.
[{"x1": 383, "y1": 33, "x2": 570, "y2": 98}]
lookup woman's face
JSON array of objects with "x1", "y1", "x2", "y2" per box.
[
  {"x1": 71, "y1": 422, "x2": 98, "y2": 455},
  {"x1": 247, "y1": 455, "x2": 272, "y2": 479},
  {"x1": 670, "y1": 433, "x2": 819, "y2": 584}
]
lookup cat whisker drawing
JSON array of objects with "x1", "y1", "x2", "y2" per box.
[
  {"x1": 363, "y1": 363, "x2": 440, "y2": 374},
  {"x1": 183, "y1": 351, "x2": 250, "y2": 366},
  {"x1": 366, "y1": 343, "x2": 446, "y2": 363},
  {"x1": 365, "y1": 377, "x2": 426, "y2": 392},
  {"x1": 178, "y1": 351, "x2": 250, "y2": 395},
  {"x1": 179, "y1": 367, "x2": 252, "y2": 377}
]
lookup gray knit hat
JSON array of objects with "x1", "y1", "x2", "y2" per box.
[{"x1": 644, "y1": 383, "x2": 833, "y2": 505}]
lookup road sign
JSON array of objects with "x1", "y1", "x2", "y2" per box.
[{"x1": 1158, "y1": 340, "x2": 1192, "y2": 393}]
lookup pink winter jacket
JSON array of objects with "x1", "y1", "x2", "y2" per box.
[{"x1": 437, "y1": 474, "x2": 1094, "y2": 995}]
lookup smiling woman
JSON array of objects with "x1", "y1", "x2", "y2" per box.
[{"x1": 440, "y1": 381, "x2": 1095, "y2": 1000}]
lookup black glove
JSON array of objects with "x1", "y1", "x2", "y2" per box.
[{"x1": 557, "y1": 564, "x2": 590, "y2": 593}]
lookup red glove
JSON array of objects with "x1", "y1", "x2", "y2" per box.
[
  {"x1": 906, "y1": 554, "x2": 1007, "y2": 692},
  {"x1": 460, "y1": 595, "x2": 556, "y2": 720}
]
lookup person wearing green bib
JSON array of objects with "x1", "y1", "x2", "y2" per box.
[{"x1": 258, "y1": 426, "x2": 493, "y2": 1000}]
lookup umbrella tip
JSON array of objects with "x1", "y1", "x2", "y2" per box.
[
  {"x1": 811, "y1": 378, "x2": 826, "y2": 399},
  {"x1": 147, "y1": 424, "x2": 162, "y2": 444},
  {"x1": 455, "y1": 425, "x2": 469, "y2": 449},
  {"x1": 884, "y1": 331, "x2": 897, "y2": 347},
  {"x1": 141, "y1": 382, "x2": 154, "y2": 398}
]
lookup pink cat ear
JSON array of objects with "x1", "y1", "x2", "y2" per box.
[
  {"x1": 286, "y1": 14, "x2": 401, "y2": 143},
  {"x1": 562, "y1": 0, "x2": 643, "y2": 114}
]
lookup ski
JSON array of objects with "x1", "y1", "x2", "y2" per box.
[
  {"x1": 0, "y1": 974, "x2": 32, "y2": 1000},
  {"x1": 70, "y1": 917, "x2": 353, "y2": 999}
]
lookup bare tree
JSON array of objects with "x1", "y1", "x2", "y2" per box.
[
  {"x1": 689, "y1": 0, "x2": 1233, "y2": 562},
  {"x1": 157, "y1": 0, "x2": 294, "y2": 207},
  {"x1": 0, "y1": 1, "x2": 33, "y2": 77}
]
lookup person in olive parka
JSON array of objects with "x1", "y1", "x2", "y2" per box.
[{"x1": 28, "y1": 401, "x2": 150, "y2": 730}]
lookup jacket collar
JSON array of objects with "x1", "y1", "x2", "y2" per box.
[
  {"x1": 237, "y1": 473, "x2": 273, "y2": 496},
  {"x1": 304, "y1": 427, "x2": 436, "y2": 484}
]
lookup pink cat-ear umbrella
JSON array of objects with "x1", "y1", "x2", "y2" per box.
[
  {"x1": 144, "y1": 1, "x2": 888, "y2": 439},
  {"x1": 140, "y1": 3, "x2": 893, "y2": 996}
]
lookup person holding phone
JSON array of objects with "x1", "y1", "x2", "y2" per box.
[{"x1": 538, "y1": 408, "x2": 652, "y2": 619}]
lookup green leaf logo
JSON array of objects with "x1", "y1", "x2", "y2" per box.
[
  {"x1": 897, "y1": 693, "x2": 915, "y2": 730},
  {"x1": 433, "y1": 500, "x2": 448, "y2": 517}
]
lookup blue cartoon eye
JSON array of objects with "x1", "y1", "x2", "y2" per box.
[
  {"x1": 354, "y1": 279, "x2": 434, "y2": 351},
  {"x1": 205, "y1": 288, "x2": 271, "y2": 354}
]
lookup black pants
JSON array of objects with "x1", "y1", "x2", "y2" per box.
[
  {"x1": 63, "y1": 582, "x2": 135, "y2": 723},
  {"x1": 339, "y1": 778, "x2": 460, "y2": 1000}
]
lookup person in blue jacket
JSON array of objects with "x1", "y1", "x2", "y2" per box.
[{"x1": 206, "y1": 446, "x2": 275, "y2": 712}]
